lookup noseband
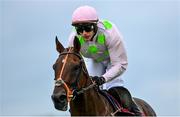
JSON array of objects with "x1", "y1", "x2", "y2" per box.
[{"x1": 55, "y1": 48, "x2": 96, "y2": 102}]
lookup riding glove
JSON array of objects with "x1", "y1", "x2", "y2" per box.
[{"x1": 92, "y1": 76, "x2": 106, "y2": 85}]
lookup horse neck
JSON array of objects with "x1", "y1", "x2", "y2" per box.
[
  {"x1": 70, "y1": 74, "x2": 107, "y2": 115},
  {"x1": 69, "y1": 62, "x2": 113, "y2": 115}
]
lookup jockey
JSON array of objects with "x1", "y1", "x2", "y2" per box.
[{"x1": 68, "y1": 5, "x2": 142, "y2": 116}]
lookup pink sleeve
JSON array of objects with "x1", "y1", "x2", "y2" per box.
[{"x1": 102, "y1": 24, "x2": 128, "y2": 82}]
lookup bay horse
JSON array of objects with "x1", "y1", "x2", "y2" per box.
[{"x1": 51, "y1": 36, "x2": 156, "y2": 116}]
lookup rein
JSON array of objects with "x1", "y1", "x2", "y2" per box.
[{"x1": 55, "y1": 48, "x2": 95, "y2": 102}]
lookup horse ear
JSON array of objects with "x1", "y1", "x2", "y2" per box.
[
  {"x1": 73, "y1": 36, "x2": 81, "y2": 52},
  {"x1": 55, "y1": 36, "x2": 65, "y2": 53}
]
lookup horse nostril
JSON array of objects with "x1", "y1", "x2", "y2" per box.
[
  {"x1": 59, "y1": 95, "x2": 67, "y2": 101},
  {"x1": 51, "y1": 94, "x2": 67, "y2": 103}
]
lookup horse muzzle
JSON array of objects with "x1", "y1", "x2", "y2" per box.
[{"x1": 51, "y1": 94, "x2": 68, "y2": 111}]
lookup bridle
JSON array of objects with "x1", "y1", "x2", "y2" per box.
[{"x1": 54, "y1": 48, "x2": 96, "y2": 102}]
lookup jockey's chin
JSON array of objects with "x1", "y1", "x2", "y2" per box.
[{"x1": 81, "y1": 31, "x2": 94, "y2": 41}]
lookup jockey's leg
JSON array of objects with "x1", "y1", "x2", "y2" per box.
[{"x1": 108, "y1": 86, "x2": 142, "y2": 116}]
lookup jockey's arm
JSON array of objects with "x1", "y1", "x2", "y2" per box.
[{"x1": 102, "y1": 24, "x2": 128, "y2": 82}]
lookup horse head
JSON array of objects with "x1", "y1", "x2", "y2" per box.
[{"x1": 51, "y1": 36, "x2": 90, "y2": 111}]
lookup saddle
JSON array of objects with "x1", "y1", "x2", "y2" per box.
[{"x1": 99, "y1": 90, "x2": 135, "y2": 116}]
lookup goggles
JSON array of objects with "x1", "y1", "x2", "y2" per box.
[{"x1": 75, "y1": 23, "x2": 96, "y2": 33}]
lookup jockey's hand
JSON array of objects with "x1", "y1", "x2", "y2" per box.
[{"x1": 92, "y1": 76, "x2": 106, "y2": 86}]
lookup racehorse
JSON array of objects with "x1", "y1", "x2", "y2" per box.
[{"x1": 51, "y1": 36, "x2": 156, "y2": 116}]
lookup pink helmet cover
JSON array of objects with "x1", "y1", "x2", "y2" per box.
[{"x1": 72, "y1": 5, "x2": 98, "y2": 24}]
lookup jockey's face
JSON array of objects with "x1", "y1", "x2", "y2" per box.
[{"x1": 74, "y1": 23, "x2": 96, "y2": 41}]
